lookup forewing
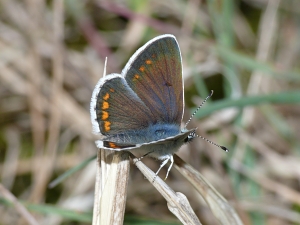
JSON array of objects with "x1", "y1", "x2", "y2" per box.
[{"x1": 123, "y1": 34, "x2": 184, "y2": 125}]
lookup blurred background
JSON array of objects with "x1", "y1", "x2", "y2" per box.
[{"x1": 0, "y1": 0, "x2": 300, "y2": 224}]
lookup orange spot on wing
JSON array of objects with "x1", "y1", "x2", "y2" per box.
[
  {"x1": 102, "y1": 101, "x2": 109, "y2": 109},
  {"x1": 145, "y1": 59, "x2": 152, "y2": 65},
  {"x1": 133, "y1": 74, "x2": 140, "y2": 81},
  {"x1": 103, "y1": 93, "x2": 110, "y2": 100},
  {"x1": 102, "y1": 111, "x2": 109, "y2": 120},
  {"x1": 139, "y1": 66, "x2": 145, "y2": 72},
  {"x1": 108, "y1": 142, "x2": 120, "y2": 149},
  {"x1": 110, "y1": 88, "x2": 115, "y2": 92},
  {"x1": 104, "y1": 121, "x2": 111, "y2": 131}
]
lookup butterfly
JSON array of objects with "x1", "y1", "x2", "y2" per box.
[{"x1": 90, "y1": 34, "x2": 227, "y2": 179}]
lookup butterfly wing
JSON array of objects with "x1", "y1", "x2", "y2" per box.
[
  {"x1": 123, "y1": 34, "x2": 184, "y2": 125},
  {"x1": 96, "y1": 129, "x2": 195, "y2": 152}
]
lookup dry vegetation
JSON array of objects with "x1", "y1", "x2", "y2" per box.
[{"x1": 0, "y1": 0, "x2": 300, "y2": 225}]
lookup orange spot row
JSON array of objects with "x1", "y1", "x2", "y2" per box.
[
  {"x1": 138, "y1": 59, "x2": 153, "y2": 73},
  {"x1": 102, "y1": 92, "x2": 111, "y2": 131}
]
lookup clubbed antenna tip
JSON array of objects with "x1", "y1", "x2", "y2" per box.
[
  {"x1": 197, "y1": 134, "x2": 229, "y2": 152},
  {"x1": 220, "y1": 145, "x2": 229, "y2": 152}
]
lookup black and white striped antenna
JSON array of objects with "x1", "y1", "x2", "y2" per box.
[
  {"x1": 184, "y1": 90, "x2": 214, "y2": 129},
  {"x1": 196, "y1": 133, "x2": 228, "y2": 152},
  {"x1": 185, "y1": 90, "x2": 228, "y2": 152}
]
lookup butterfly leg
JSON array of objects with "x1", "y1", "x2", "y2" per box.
[
  {"x1": 164, "y1": 155, "x2": 174, "y2": 180},
  {"x1": 152, "y1": 156, "x2": 170, "y2": 182},
  {"x1": 137, "y1": 151, "x2": 154, "y2": 161}
]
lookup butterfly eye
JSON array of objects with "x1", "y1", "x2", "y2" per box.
[{"x1": 184, "y1": 131, "x2": 196, "y2": 143}]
